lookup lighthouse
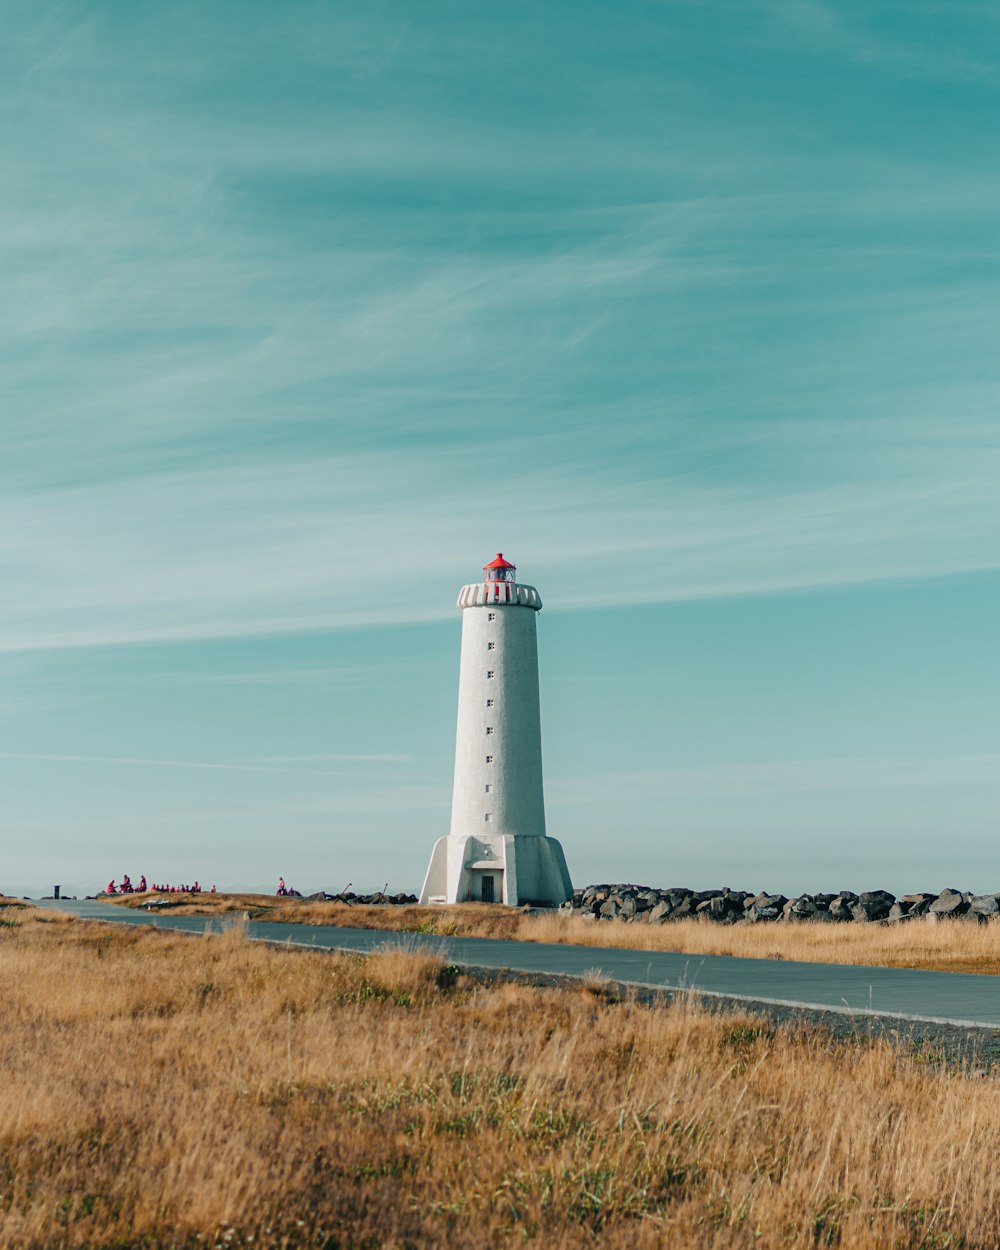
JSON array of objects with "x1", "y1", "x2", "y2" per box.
[{"x1": 420, "y1": 553, "x2": 572, "y2": 906}]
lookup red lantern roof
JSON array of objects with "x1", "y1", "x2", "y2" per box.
[{"x1": 482, "y1": 552, "x2": 516, "y2": 571}]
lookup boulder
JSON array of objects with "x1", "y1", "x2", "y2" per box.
[
  {"x1": 619, "y1": 896, "x2": 637, "y2": 920},
  {"x1": 598, "y1": 899, "x2": 620, "y2": 919},
  {"x1": 647, "y1": 900, "x2": 672, "y2": 924},
  {"x1": 970, "y1": 894, "x2": 1000, "y2": 917},
  {"x1": 752, "y1": 893, "x2": 786, "y2": 920},
  {"x1": 859, "y1": 889, "x2": 895, "y2": 907},
  {"x1": 930, "y1": 889, "x2": 968, "y2": 917},
  {"x1": 804, "y1": 908, "x2": 839, "y2": 923},
  {"x1": 854, "y1": 892, "x2": 894, "y2": 921}
]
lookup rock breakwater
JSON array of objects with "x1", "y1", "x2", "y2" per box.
[{"x1": 561, "y1": 885, "x2": 1000, "y2": 924}]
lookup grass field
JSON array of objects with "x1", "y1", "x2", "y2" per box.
[
  {"x1": 109, "y1": 891, "x2": 1000, "y2": 975},
  {"x1": 3, "y1": 898, "x2": 1000, "y2": 1248}
]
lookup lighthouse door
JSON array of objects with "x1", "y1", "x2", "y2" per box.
[{"x1": 481, "y1": 875, "x2": 495, "y2": 903}]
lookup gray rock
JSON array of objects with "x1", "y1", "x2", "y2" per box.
[
  {"x1": 859, "y1": 890, "x2": 895, "y2": 908},
  {"x1": 970, "y1": 894, "x2": 1000, "y2": 916},
  {"x1": 647, "y1": 900, "x2": 672, "y2": 924},
  {"x1": 753, "y1": 893, "x2": 786, "y2": 920},
  {"x1": 598, "y1": 899, "x2": 620, "y2": 918},
  {"x1": 930, "y1": 890, "x2": 968, "y2": 916},
  {"x1": 803, "y1": 908, "x2": 839, "y2": 923},
  {"x1": 619, "y1": 896, "x2": 637, "y2": 919}
]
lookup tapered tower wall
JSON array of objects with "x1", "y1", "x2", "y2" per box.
[{"x1": 450, "y1": 587, "x2": 546, "y2": 841}]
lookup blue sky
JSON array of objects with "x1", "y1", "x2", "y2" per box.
[{"x1": 3, "y1": 1, "x2": 999, "y2": 897}]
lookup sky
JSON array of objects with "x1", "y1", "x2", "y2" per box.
[{"x1": 3, "y1": 0, "x2": 1000, "y2": 898}]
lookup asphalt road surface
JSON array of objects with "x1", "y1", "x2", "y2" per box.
[{"x1": 31, "y1": 897, "x2": 1000, "y2": 1030}]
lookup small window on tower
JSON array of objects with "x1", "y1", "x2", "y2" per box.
[
  {"x1": 488, "y1": 612, "x2": 496, "y2": 620},
  {"x1": 487, "y1": 670, "x2": 495, "y2": 679},
  {"x1": 486, "y1": 698, "x2": 494, "y2": 707},
  {"x1": 486, "y1": 726, "x2": 494, "y2": 735},
  {"x1": 485, "y1": 784, "x2": 492, "y2": 793},
  {"x1": 484, "y1": 813, "x2": 491, "y2": 822},
  {"x1": 487, "y1": 642, "x2": 496, "y2": 650},
  {"x1": 485, "y1": 754, "x2": 493, "y2": 764}
]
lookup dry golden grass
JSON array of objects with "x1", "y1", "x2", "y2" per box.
[
  {"x1": 111, "y1": 893, "x2": 1000, "y2": 974},
  {"x1": 3, "y1": 900, "x2": 1000, "y2": 1248}
]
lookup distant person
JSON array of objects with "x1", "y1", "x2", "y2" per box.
[
  {"x1": 210, "y1": 884, "x2": 217, "y2": 894},
  {"x1": 106, "y1": 880, "x2": 116, "y2": 895},
  {"x1": 138, "y1": 874, "x2": 147, "y2": 893},
  {"x1": 277, "y1": 877, "x2": 287, "y2": 896},
  {"x1": 121, "y1": 874, "x2": 133, "y2": 894}
]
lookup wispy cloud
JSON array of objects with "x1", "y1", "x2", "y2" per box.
[
  {"x1": 551, "y1": 753, "x2": 1000, "y2": 804},
  {"x1": 258, "y1": 754, "x2": 413, "y2": 764},
  {"x1": 1, "y1": 412, "x2": 998, "y2": 653},
  {"x1": 0, "y1": 750, "x2": 402, "y2": 777}
]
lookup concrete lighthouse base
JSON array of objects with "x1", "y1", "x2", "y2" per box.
[{"x1": 419, "y1": 833, "x2": 572, "y2": 907}]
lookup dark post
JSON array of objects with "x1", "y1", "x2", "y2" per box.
[{"x1": 54, "y1": 885, "x2": 61, "y2": 899}]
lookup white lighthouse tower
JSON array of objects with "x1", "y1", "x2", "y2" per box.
[{"x1": 420, "y1": 553, "x2": 572, "y2": 906}]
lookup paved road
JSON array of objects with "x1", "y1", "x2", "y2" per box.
[{"x1": 32, "y1": 898, "x2": 1000, "y2": 1028}]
